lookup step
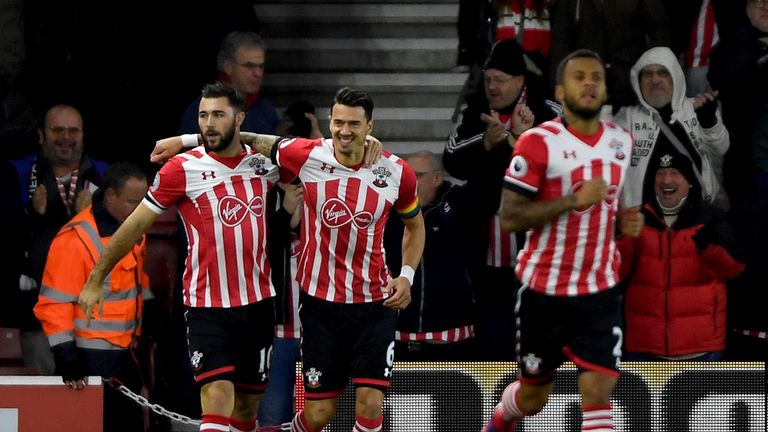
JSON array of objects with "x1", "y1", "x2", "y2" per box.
[
  {"x1": 294, "y1": 107, "x2": 455, "y2": 142},
  {"x1": 270, "y1": 50, "x2": 456, "y2": 72},
  {"x1": 274, "y1": 106, "x2": 456, "y2": 142},
  {"x1": 267, "y1": 37, "x2": 456, "y2": 71},
  {"x1": 260, "y1": 22, "x2": 455, "y2": 39},
  {"x1": 384, "y1": 141, "x2": 447, "y2": 155},
  {"x1": 254, "y1": 3, "x2": 458, "y2": 23},
  {"x1": 263, "y1": 72, "x2": 467, "y2": 93},
  {"x1": 268, "y1": 92, "x2": 461, "y2": 110}
]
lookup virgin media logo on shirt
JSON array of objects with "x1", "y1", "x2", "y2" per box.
[
  {"x1": 321, "y1": 198, "x2": 373, "y2": 229},
  {"x1": 569, "y1": 181, "x2": 619, "y2": 214},
  {"x1": 218, "y1": 195, "x2": 264, "y2": 227}
]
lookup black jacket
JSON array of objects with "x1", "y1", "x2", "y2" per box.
[{"x1": 385, "y1": 177, "x2": 497, "y2": 336}]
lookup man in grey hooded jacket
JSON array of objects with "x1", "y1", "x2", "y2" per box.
[{"x1": 614, "y1": 46, "x2": 729, "y2": 209}]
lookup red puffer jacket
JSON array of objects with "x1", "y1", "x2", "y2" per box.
[{"x1": 617, "y1": 199, "x2": 744, "y2": 356}]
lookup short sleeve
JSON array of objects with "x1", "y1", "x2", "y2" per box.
[
  {"x1": 503, "y1": 133, "x2": 548, "y2": 198},
  {"x1": 274, "y1": 137, "x2": 321, "y2": 183},
  {"x1": 144, "y1": 156, "x2": 187, "y2": 214},
  {"x1": 394, "y1": 160, "x2": 420, "y2": 219}
]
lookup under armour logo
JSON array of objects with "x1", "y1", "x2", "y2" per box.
[
  {"x1": 321, "y1": 163, "x2": 335, "y2": 173},
  {"x1": 563, "y1": 150, "x2": 577, "y2": 159},
  {"x1": 218, "y1": 195, "x2": 264, "y2": 227},
  {"x1": 320, "y1": 198, "x2": 373, "y2": 229},
  {"x1": 202, "y1": 170, "x2": 216, "y2": 180}
]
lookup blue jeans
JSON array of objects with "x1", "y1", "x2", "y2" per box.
[{"x1": 258, "y1": 337, "x2": 301, "y2": 426}]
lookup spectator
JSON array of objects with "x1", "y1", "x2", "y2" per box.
[
  {"x1": 258, "y1": 101, "x2": 315, "y2": 428},
  {"x1": 177, "y1": 31, "x2": 279, "y2": 135},
  {"x1": 445, "y1": 38, "x2": 553, "y2": 360},
  {"x1": 258, "y1": 181, "x2": 303, "y2": 429},
  {"x1": 33, "y1": 161, "x2": 151, "y2": 432},
  {"x1": 10, "y1": 103, "x2": 108, "y2": 375},
  {"x1": 81, "y1": 83, "x2": 280, "y2": 432},
  {"x1": 495, "y1": 0, "x2": 553, "y2": 83},
  {"x1": 708, "y1": 0, "x2": 768, "y2": 360},
  {"x1": 454, "y1": 0, "x2": 496, "y2": 72},
  {"x1": 483, "y1": 49, "x2": 641, "y2": 432},
  {"x1": 451, "y1": 0, "x2": 497, "y2": 121},
  {"x1": 549, "y1": 0, "x2": 672, "y2": 111},
  {"x1": 664, "y1": 0, "x2": 721, "y2": 96},
  {"x1": 618, "y1": 151, "x2": 745, "y2": 361},
  {"x1": 385, "y1": 151, "x2": 497, "y2": 361},
  {"x1": 614, "y1": 46, "x2": 729, "y2": 209},
  {"x1": 276, "y1": 100, "x2": 323, "y2": 139},
  {"x1": 708, "y1": 0, "x2": 768, "y2": 203}
]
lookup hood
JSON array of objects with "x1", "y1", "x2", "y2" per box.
[{"x1": 629, "y1": 47, "x2": 687, "y2": 114}]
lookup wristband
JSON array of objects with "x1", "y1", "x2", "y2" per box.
[
  {"x1": 399, "y1": 265, "x2": 415, "y2": 285},
  {"x1": 181, "y1": 134, "x2": 199, "y2": 148}
]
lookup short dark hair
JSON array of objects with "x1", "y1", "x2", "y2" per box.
[
  {"x1": 102, "y1": 161, "x2": 146, "y2": 193},
  {"x1": 201, "y1": 82, "x2": 245, "y2": 112},
  {"x1": 333, "y1": 87, "x2": 374, "y2": 121},
  {"x1": 555, "y1": 49, "x2": 605, "y2": 85},
  {"x1": 217, "y1": 31, "x2": 266, "y2": 71}
]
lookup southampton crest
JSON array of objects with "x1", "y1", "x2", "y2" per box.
[
  {"x1": 372, "y1": 167, "x2": 391, "y2": 188},
  {"x1": 249, "y1": 155, "x2": 269, "y2": 175},
  {"x1": 305, "y1": 367, "x2": 323, "y2": 389}
]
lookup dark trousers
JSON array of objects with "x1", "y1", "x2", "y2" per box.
[
  {"x1": 473, "y1": 266, "x2": 520, "y2": 361},
  {"x1": 395, "y1": 338, "x2": 480, "y2": 362},
  {"x1": 81, "y1": 348, "x2": 144, "y2": 432}
]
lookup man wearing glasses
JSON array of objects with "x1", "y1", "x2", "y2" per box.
[
  {"x1": 444, "y1": 38, "x2": 556, "y2": 361},
  {"x1": 10, "y1": 103, "x2": 108, "y2": 375},
  {"x1": 177, "y1": 31, "x2": 279, "y2": 135}
]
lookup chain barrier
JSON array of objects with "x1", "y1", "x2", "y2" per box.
[
  {"x1": 105, "y1": 378, "x2": 292, "y2": 430},
  {"x1": 106, "y1": 378, "x2": 200, "y2": 426}
]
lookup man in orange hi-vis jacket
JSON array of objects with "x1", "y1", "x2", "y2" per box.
[{"x1": 34, "y1": 161, "x2": 151, "y2": 432}]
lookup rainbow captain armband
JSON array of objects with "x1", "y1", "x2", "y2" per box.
[
  {"x1": 397, "y1": 198, "x2": 421, "y2": 219},
  {"x1": 399, "y1": 265, "x2": 415, "y2": 285}
]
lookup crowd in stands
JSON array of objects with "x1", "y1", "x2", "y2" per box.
[{"x1": 1, "y1": 0, "x2": 767, "y2": 430}]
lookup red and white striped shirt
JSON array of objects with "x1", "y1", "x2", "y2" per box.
[
  {"x1": 496, "y1": 0, "x2": 552, "y2": 56},
  {"x1": 275, "y1": 232, "x2": 302, "y2": 339},
  {"x1": 487, "y1": 213, "x2": 518, "y2": 267},
  {"x1": 396, "y1": 325, "x2": 475, "y2": 343},
  {"x1": 684, "y1": 0, "x2": 718, "y2": 68},
  {"x1": 275, "y1": 137, "x2": 420, "y2": 304},
  {"x1": 144, "y1": 146, "x2": 278, "y2": 308},
  {"x1": 504, "y1": 119, "x2": 632, "y2": 297},
  {"x1": 486, "y1": 94, "x2": 526, "y2": 268}
]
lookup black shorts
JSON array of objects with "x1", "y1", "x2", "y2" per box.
[
  {"x1": 184, "y1": 299, "x2": 275, "y2": 392},
  {"x1": 299, "y1": 292, "x2": 397, "y2": 399},
  {"x1": 516, "y1": 286, "x2": 623, "y2": 384}
]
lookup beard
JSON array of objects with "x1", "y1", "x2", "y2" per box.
[
  {"x1": 42, "y1": 139, "x2": 83, "y2": 166},
  {"x1": 202, "y1": 123, "x2": 237, "y2": 153},
  {"x1": 563, "y1": 93, "x2": 603, "y2": 121},
  {"x1": 644, "y1": 93, "x2": 671, "y2": 109}
]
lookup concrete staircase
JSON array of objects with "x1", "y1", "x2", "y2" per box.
[{"x1": 255, "y1": 0, "x2": 465, "y2": 155}]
